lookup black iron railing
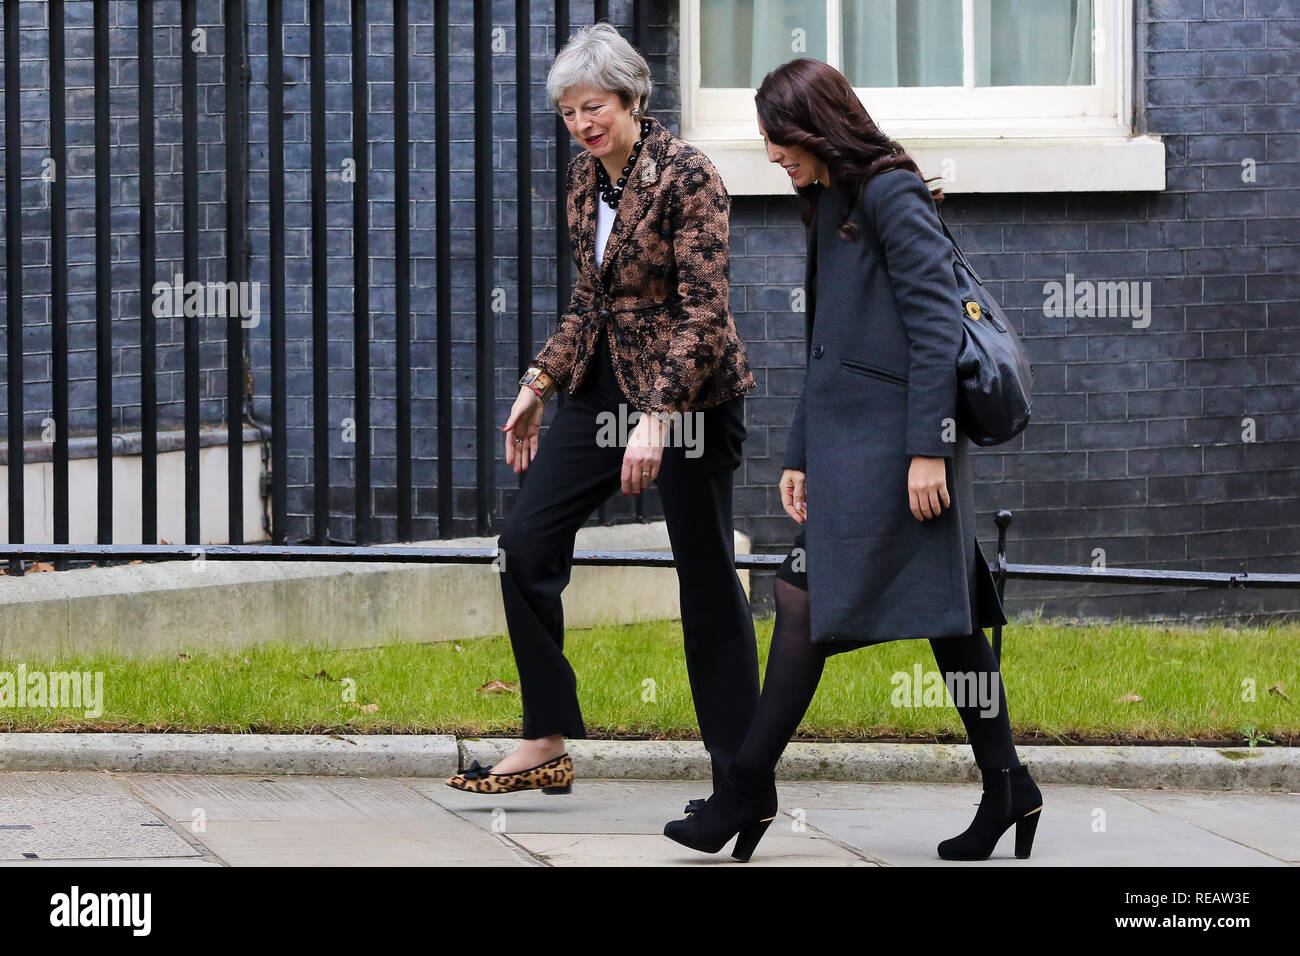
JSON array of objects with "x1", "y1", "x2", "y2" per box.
[
  {"x1": 1, "y1": 1, "x2": 655, "y2": 576},
  {"x1": 3, "y1": 509, "x2": 1299, "y2": 663},
  {"x1": 4, "y1": 3, "x2": 1298, "y2": 646}
]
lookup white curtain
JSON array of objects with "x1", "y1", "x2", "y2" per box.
[
  {"x1": 699, "y1": 0, "x2": 1093, "y2": 90},
  {"x1": 749, "y1": 0, "x2": 829, "y2": 86},
  {"x1": 973, "y1": 0, "x2": 1094, "y2": 86},
  {"x1": 842, "y1": 0, "x2": 963, "y2": 87},
  {"x1": 701, "y1": 0, "x2": 828, "y2": 87}
]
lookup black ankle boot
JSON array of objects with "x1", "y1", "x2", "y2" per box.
[
  {"x1": 937, "y1": 764, "x2": 1043, "y2": 861},
  {"x1": 663, "y1": 763, "x2": 778, "y2": 862}
]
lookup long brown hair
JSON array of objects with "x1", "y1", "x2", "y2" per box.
[{"x1": 755, "y1": 58, "x2": 942, "y2": 241}]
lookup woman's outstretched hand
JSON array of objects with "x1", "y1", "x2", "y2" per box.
[
  {"x1": 503, "y1": 387, "x2": 544, "y2": 474},
  {"x1": 780, "y1": 468, "x2": 807, "y2": 524},
  {"x1": 622, "y1": 412, "x2": 667, "y2": 495},
  {"x1": 908, "y1": 455, "x2": 950, "y2": 520}
]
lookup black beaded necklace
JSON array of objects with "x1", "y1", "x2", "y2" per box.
[{"x1": 595, "y1": 118, "x2": 653, "y2": 210}]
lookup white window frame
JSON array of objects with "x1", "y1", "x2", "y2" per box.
[{"x1": 680, "y1": 0, "x2": 1164, "y2": 193}]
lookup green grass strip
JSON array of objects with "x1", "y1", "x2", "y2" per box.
[{"x1": 0, "y1": 615, "x2": 1294, "y2": 744}]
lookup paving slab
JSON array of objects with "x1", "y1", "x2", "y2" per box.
[
  {"x1": 122, "y1": 774, "x2": 448, "y2": 823},
  {"x1": 0, "y1": 770, "x2": 134, "y2": 797},
  {"x1": 411, "y1": 777, "x2": 715, "y2": 833},
  {"x1": 1118, "y1": 789, "x2": 1300, "y2": 863},
  {"x1": 795, "y1": 784, "x2": 1292, "y2": 867},
  {"x1": 1, "y1": 773, "x2": 1295, "y2": 866},
  {"x1": 0, "y1": 795, "x2": 200, "y2": 861},
  {"x1": 509, "y1": 830, "x2": 876, "y2": 866},
  {"x1": 0, "y1": 858, "x2": 221, "y2": 867},
  {"x1": 189, "y1": 820, "x2": 529, "y2": 866},
  {"x1": 110, "y1": 774, "x2": 528, "y2": 865}
]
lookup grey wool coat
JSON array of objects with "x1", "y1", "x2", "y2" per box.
[{"x1": 782, "y1": 169, "x2": 1006, "y2": 648}]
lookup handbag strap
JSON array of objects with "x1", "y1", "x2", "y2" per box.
[{"x1": 935, "y1": 209, "x2": 984, "y2": 287}]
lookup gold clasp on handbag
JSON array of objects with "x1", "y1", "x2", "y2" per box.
[{"x1": 965, "y1": 300, "x2": 983, "y2": 321}]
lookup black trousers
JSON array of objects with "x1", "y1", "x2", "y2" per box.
[{"x1": 497, "y1": 327, "x2": 761, "y2": 785}]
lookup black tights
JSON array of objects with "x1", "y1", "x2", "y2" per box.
[{"x1": 732, "y1": 577, "x2": 1021, "y2": 776}]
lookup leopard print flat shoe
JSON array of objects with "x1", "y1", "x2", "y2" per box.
[{"x1": 445, "y1": 753, "x2": 574, "y2": 795}]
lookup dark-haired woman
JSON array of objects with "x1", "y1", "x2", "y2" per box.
[{"x1": 663, "y1": 58, "x2": 1042, "y2": 863}]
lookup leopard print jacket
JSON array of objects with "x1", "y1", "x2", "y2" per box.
[{"x1": 530, "y1": 116, "x2": 757, "y2": 414}]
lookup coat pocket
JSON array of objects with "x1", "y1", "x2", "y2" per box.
[{"x1": 841, "y1": 358, "x2": 908, "y2": 386}]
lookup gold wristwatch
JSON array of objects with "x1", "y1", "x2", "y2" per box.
[{"x1": 519, "y1": 366, "x2": 556, "y2": 402}]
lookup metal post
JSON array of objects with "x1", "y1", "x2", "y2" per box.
[
  {"x1": 94, "y1": 0, "x2": 113, "y2": 548},
  {"x1": 225, "y1": 0, "x2": 249, "y2": 544},
  {"x1": 139, "y1": 0, "x2": 157, "y2": 544},
  {"x1": 4, "y1": 0, "x2": 23, "y2": 575},
  {"x1": 310, "y1": 0, "x2": 330, "y2": 543},
  {"x1": 394, "y1": 0, "x2": 412, "y2": 540},
  {"x1": 352, "y1": 0, "x2": 372, "y2": 545},
  {"x1": 269, "y1": 0, "x2": 287, "y2": 544},
  {"x1": 993, "y1": 509, "x2": 1013, "y2": 663}
]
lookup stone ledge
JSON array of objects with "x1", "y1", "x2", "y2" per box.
[{"x1": 0, "y1": 521, "x2": 750, "y2": 657}]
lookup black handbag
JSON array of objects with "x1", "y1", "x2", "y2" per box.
[{"x1": 937, "y1": 213, "x2": 1033, "y2": 446}]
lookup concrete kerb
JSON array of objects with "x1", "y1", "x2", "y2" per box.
[
  {"x1": 0, "y1": 734, "x2": 1295, "y2": 790},
  {"x1": 460, "y1": 738, "x2": 1300, "y2": 790},
  {"x1": 0, "y1": 733, "x2": 460, "y2": 777}
]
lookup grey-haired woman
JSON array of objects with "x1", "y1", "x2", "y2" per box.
[{"x1": 446, "y1": 23, "x2": 761, "y2": 798}]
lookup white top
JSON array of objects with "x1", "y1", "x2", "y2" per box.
[{"x1": 594, "y1": 197, "x2": 616, "y2": 268}]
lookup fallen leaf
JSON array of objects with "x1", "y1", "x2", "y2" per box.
[
  {"x1": 308, "y1": 669, "x2": 334, "y2": 681},
  {"x1": 343, "y1": 702, "x2": 379, "y2": 712},
  {"x1": 1268, "y1": 681, "x2": 1290, "y2": 701},
  {"x1": 1114, "y1": 693, "x2": 1143, "y2": 703},
  {"x1": 1210, "y1": 699, "x2": 1219, "y2": 719},
  {"x1": 177, "y1": 653, "x2": 191, "y2": 662},
  {"x1": 31, "y1": 561, "x2": 55, "y2": 572},
  {"x1": 476, "y1": 680, "x2": 520, "y2": 697}
]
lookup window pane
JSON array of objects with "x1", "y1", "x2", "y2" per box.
[
  {"x1": 700, "y1": 0, "x2": 828, "y2": 88},
  {"x1": 842, "y1": 0, "x2": 963, "y2": 87},
  {"x1": 974, "y1": 0, "x2": 1094, "y2": 86}
]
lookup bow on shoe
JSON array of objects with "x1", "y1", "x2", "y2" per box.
[
  {"x1": 459, "y1": 760, "x2": 496, "y2": 781},
  {"x1": 684, "y1": 798, "x2": 707, "y2": 816}
]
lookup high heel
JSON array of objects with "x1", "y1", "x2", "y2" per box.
[
  {"x1": 731, "y1": 818, "x2": 775, "y2": 863},
  {"x1": 663, "y1": 763, "x2": 778, "y2": 862},
  {"x1": 937, "y1": 763, "x2": 1043, "y2": 861},
  {"x1": 1014, "y1": 805, "x2": 1042, "y2": 859}
]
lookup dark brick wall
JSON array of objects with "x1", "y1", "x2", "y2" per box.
[
  {"x1": 1, "y1": 0, "x2": 1297, "y2": 620},
  {"x1": 734, "y1": 0, "x2": 1300, "y2": 619},
  {"x1": 0, "y1": 0, "x2": 234, "y2": 440}
]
